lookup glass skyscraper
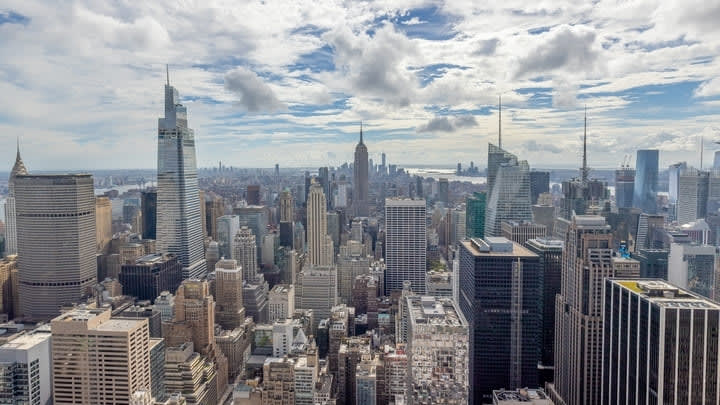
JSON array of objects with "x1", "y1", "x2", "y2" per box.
[
  {"x1": 485, "y1": 144, "x2": 532, "y2": 237},
  {"x1": 156, "y1": 72, "x2": 207, "y2": 279},
  {"x1": 633, "y1": 149, "x2": 659, "y2": 214},
  {"x1": 465, "y1": 191, "x2": 485, "y2": 238}
]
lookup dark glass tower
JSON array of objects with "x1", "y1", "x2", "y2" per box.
[
  {"x1": 530, "y1": 171, "x2": 550, "y2": 205},
  {"x1": 141, "y1": 189, "x2": 157, "y2": 240},
  {"x1": 466, "y1": 192, "x2": 486, "y2": 238},
  {"x1": 633, "y1": 149, "x2": 659, "y2": 214}
]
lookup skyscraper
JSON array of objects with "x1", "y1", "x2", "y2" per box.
[
  {"x1": 667, "y1": 161, "x2": 687, "y2": 204},
  {"x1": 529, "y1": 171, "x2": 550, "y2": 205},
  {"x1": 485, "y1": 144, "x2": 532, "y2": 237},
  {"x1": 437, "y1": 178, "x2": 449, "y2": 205},
  {"x1": 296, "y1": 265, "x2": 338, "y2": 331},
  {"x1": 550, "y1": 215, "x2": 613, "y2": 405},
  {"x1": 234, "y1": 226, "x2": 258, "y2": 282},
  {"x1": 119, "y1": 253, "x2": 182, "y2": 302},
  {"x1": 633, "y1": 149, "x2": 659, "y2": 214},
  {"x1": 668, "y1": 240, "x2": 717, "y2": 299},
  {"x1": 306, "y1": 182, "x2": 334, "y2": 266},
  {"x1": 384, "y1": 198, "x2": 427, "y2": 294},
  {"x1": 614, "y1": 165, "x2": 635, "y2": 209},
  {"x1": 15, "y1": 174, "x2": 96, "y2": 321},
  {"x1": 216, "y1": 215, "x2": 240, "y2": 260},
  {"x1": 157, "y1": 69, "x2": 207, "y2": 279},
  {"x1": 458, "y1": 237, "x2": 542, "y2": 403},
  {"x1": 0, "y1": 327, "x2": 52, "y2": 405},
  {"x1": 214, "y1": 259, "x2": 246, "y2": 330},
  {"x1": 354, "y1": 125, "x2": 369, "y2": 217},
  {"x1": 96, "y1": 196, "x2": 112, "y2": 252},
  {"x1": 602, "y1": 279, "x2": 720, "y2": 404},
  {"x1": 465, "y1": 191, "x2": 486, "y2": 238},
  {"x1": 141, "y1": 189, "x2": 157, "y2": 240},
  {"x1": 3, "y1": 141, "x2": 27, "y2": 257},
  {"x1": 677, "y1": 167, "x2": 710, "y2": 225}
]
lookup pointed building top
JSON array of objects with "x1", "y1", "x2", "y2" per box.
[
  {"x1": 498, "y1": 95, "x2": 502, "y2": 149},
  {"x1": 360, "y1": 121, "x2": 364, "y2": 145},
  {"x1": 166, "y1": 64, "x2": 169, "y2": 86},
  {"x1": 10, "y1": 137, "x2": 28, "y2": 181}
]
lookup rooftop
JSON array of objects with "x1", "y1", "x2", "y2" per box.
[
  {"x1": 407, "y1": 295, "x2": 466, "y2": 328},
  {"x1": 462, "y1": 238, "x2": 537, "y2": 258},
  {"x1": 94, "y1": 318, "x2": 145, "y2": 332},
  {"x1": 0, "y1": 330, "x2": 51, "y2": 351},
  {"x1": 612, "y1": 279, "x2": 720, "y2": 309},
  {"x1": 492, "y1": 388, "x2": 552, "y2": 404}
]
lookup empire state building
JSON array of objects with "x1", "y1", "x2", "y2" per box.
[
  {"x1": 156, "y1": 68, "x2": 207, "y2": 279},
  {"x1": 353, "y1": 125, "x2": 369, "y2": 217}
]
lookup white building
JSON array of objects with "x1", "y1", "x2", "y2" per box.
[
  {"x1": 385, "y1": 199, "x2": 427, "y2": 294},
  {"x1": 216, "y1": 215, "x2": 240, "y2": 260},
  {"x1": 0, "y1": 327, "x2": 52, "y2": 405},
  {"x1": 269, "y1": 284, "x2": 295, "y2": 323},
  {"x1": 296, "y1": 265, "x2": 338, "y2": 331}
]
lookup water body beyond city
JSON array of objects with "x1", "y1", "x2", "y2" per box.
[{"x1": 405, "y1": 168, "x2": 486, "y2": 185}]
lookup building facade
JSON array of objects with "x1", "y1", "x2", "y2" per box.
[{"x1": 385, "y1": 198, "x2": 426, "y2": 294}]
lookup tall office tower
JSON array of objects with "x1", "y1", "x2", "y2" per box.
[
  {"x1": 668, "y1": 240, "x2": 717, "y2": 299},
  {"x1": 141, "y1": 189, "x2": 157, "y2": 240},
  {"x1": 353, "y1": 126, "x2": 369, "y2": 217},
  {"x1": 667, "y1": 161, "x2": 687, "y2": 204},
  {"x1": 234, "y1": 205, "x2": 268, "y2": 255},
  {"x1": 530, "y1": 171, "x2": 550, "y2": 205},
  {"x1": 677, "y1": 167, "x2": 710, "y2": 224},
  {"x1": 0, "y1": 327, "x2": 52, "y2": 404},
  {"x1": 385, "y1": 198, "x2": 426, "y2": 294},
  {"x1": 3, "y1": 142, "x2": 27, "y2": 257},
  {"x1": 156, "y1": 73, "x2": 207, "y2": 280},
  {"x1": 199, "y1": 191, "x2": 207, "y2": 238},
  {"x1": 338, "y1": 336, "x2": 372, "y2": 405},
  {"x1": 406, "y1": 295, "x2": 469, "y2": 405},
  {"x1": 458, "y1": 237, "x2": 541, "y2": 403},
  {"x1": 614, "y1": 165, "x2": 635, "y2": 209},
  {"x1": 706, "y1": 169, "x2": 720, "y2": 214},
  {"x1": 51, "y1": 307, "x2": 151, "y2": 404},
  {"x1": 437, "y1": 178, "x2": 449, "y2": 205},
  {"x1": 485, "y1": 144, "x2": 532, "y2": 237},
  {"x1": 216, "y1": 215, "x2": 240, "y2": 260},
  {"x1": 465, "y1": 192, "x2": 486, "y2": 238},
  {"x1": 550, "y1": 215, "x2": 613, "y2": 405},
  {"x1": 164, "y1": 342, "x2": 218, "y2": 405},
  {"x1": 234, "y1": 226, "x2": 258, "y2": 282},
  {"x1": 279, "y1": 189, "x2": 294, "y2": 222},
  {"x1": 246, "y1": 185, "x2": 261, "y2": 205},
  {"x1": 269, "y1": 284, "x2": 295, "y2": 323},
  {"x1": 119, "y1": 253, "x2": 182, "y2": 302},
  {"x1": 242, "y1": 277, "x2": 269, "y2": 323},
  {"x1": 95, "y1": 196, "x2": 112, "y2": 253},
  {"x1": 327, "y1": 212, "x2": 341, "y2": 252},
  {"x1": 318, "y1": 167, "x2": 330, "y2": 208},
  {"x1": 163, "y1": 279, "x2": 228, "y2": 395},
  {"x1": 216, "y1": 322, "x2": 253, "y2": 381},
  {"x1": 356, "y1": 356, "x2": 380, "y2": 405},
  {"x1": 297, "y1": 265, "x2": 337, "y2": 331},
  {"x1": 307, "y1": 182, "x2": 334, "y2": 266},
  {"x1": 337, "y1": 241, "x2": 370, "y2": 305},
  {"x1": 15, "y1": 174, "x2": 96, "y2": 321},
  {"x1": 214, "y1": 259, "x2": 246, "y2": 330},
  {"x1": 525, "y1": 237, "x2": 563, "y2": 385},
  {"x1": 634, "y1": 213, "x2": 665, "y2": 253},
  {"x1": 611, "y1": 256, "x2": 641, "y2": 278},
  {"x1": 501, "y1": 220, "x2": 547, "y2": 245},
  {"x1": 633, "y1": 149, "x2": 659, "y2": 213},
  {"x1": 206, "y1": 241, "x2": 220, "y2": 273},
  {"x1": 204, "y1": 193, "x2": 224, "y2": 240},
  {"x1": 635, "y1": 248, "x2": 669, "y2": 279},
  {"x1": 602, "y1": 279, "x2": 720, "y2": 404}
]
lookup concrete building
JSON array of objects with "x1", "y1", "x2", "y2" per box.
[
  {"x1": 233, "y1": 205, "x2": 268, "y2": 259},
  {"x1": 458, "y1": 237, "x2": 541, "y2": 403},
  {"x1": 294, "y1": 351, "x2": 319, "y2": 405},
  {"x1": 501, "y1": 220, "x2": 547, "y2": 246},
  {"x1": 493, "y1": 388, "x2": 553, "y2": 405},
  {"x1": 611, "y1": 256, "x2": 641, "y2": 278},
  {"x1": 602, "y1": 279, "x2": 720, "y2": 404},
  {"x1": 119, "y1": 253, "x2": 183, "y2": 302},
  {"x1": 356, "y1": 356, "x2": 379, "y2": 405},
  {"x1": 216, "y1": 320, "x2": 253, "y2": 381},
  {"x1": 668, "y1": 241, "x2": 717, "y2": 299},
  {"x1": 307, "y1": 182, "x2": 334, "y2": 267},
  {"x1": 51, "y1": 307, "x2": 151, "y2": 404},
  {"x1": 424, "y1": 270, "x2": 452, "y2": 298},
  {"x1": 550, "y1": 215, "x2": 614, "y2": 405},
  {"x1": 269, "y1": 284, "x2": 295, "y2": 323},
  {"x1": 15, "y1": 174, "x2": 96, "y2": 321},
  {"x1": 96, "y1": 196, "x2": 112, "y2": 253},
  {"x1": 217, "y1": 215, "x2": 240, "y2": 260},
  {"x1": 154, "y1": 290, "x2": 175, "y2": 322},
  {"x1": 385, "y1": 198, "x2": 426, "y2": 294},
  {"x1": 165, "y1": 342, "x2": 217, "y2": 405},
  {"x1": 338, "y1": 241, "x2": 371, "y2": 305},
  {"x1": 297, "y1": 265, "x2": 338, "y2": 332},
  {"x1": 406, "y1": 296, "x2": 469, "y2": 405},
  {"x1": 0, "y1": 255, "x2": 17, "y2": 320},
  {"x1": 382, "y1": 345, "x2": 408, "y2": 404},
  {"x1": 0, "y1": 327, "x2": 52, "y2": 405},
  {"x1": 234, "y1": 226, "x2": 259, "y2": 282},
  {"x1": 338, "y1": 336, "x2": 372, "y2": 405},
  {"x1": 215, "y1": 259, "x2": 246, "y2": 330},
  {"x1": 262, "y1": 357, "x2": 296, "y2": 404},
  {"x1": 353, "y1": 126, "x2": 369, "y2": 217},
  {"x1": 156, "y1": 76, "x2": 206, "y2": 279}
]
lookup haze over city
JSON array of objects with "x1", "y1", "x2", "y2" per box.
[{"x1": 2, "y1": 1, "x2": 720, "y2": 169}]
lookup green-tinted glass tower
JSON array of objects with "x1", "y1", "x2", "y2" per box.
[{"x1": 465, "y1": 192, "x2": 486, "y2": 238}]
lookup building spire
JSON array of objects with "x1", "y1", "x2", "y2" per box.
[
  {"x1": 360, "y1": 121, "x2": 364, "y2": 145},
  {"x1": 498, "y1": 95, "x2": 502, "y2": 149},
  {"x1": 582, "y1": 105, "x2": 588, "y2": 183},
  {"x1": 16, "y1": 136, "x2": 20, "y2": 160},
  {"x1": 166, "y1": 64, "x2": 170, "y2": 86}
]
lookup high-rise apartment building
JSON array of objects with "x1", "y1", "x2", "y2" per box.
[
  {"x1": 353, "y1": 127, "x2": 369, "y2": 217},
  {"x1": 234, "y1": 226, "x2": 258, "y2": 282},
  {"x1": 406, "y1": 295, "x2": 469, "y2": 405},
  {"x1": 458, "y1": 237, "x2": 542, "y2": 403},
  {"x1": 485, "y1": 144, "x2": 532, "y2": 237},
  {"x1": 614, "y1": 166, "x2": 635, "y2": 209},
  {"x1": 3, "y1": 143, "x2": 27, "y2": 257},
  {"x1": 15, "y1": 174, "x2": 96, "y2": 321},
  {"x1": 385, "y1": 198, "x2": 426, "y2": 294},
  {"x1": 119, "y1": 253, "x2": 183, "y2": 302},
  {"x1": 307, "y1": 182, "x2": 334, "y2": 266},
  {"x1": 466, "y1": 192, "x2": 486, "y2": 238},
  {"x1": 0, "y1": 327, "x2": 52, "y2": 405},
  {"x1": 214, "y1": 259, "x2": 246, "y2": 330},
  {"x1": 550, "y1": 215, "x2": 614, "y2": 405},
  {"x1": 633, "y1": 149, "x2": 659, "y2": 214},
  {"x1": 156, "y1": 73, "x2": 206, "y2": 279},
  {"x1": 51, "y1": 307, "x2": 151, "y2": 404},
  {"x1": 602, "y1": 279, "x2": 720, "y2": 404}
]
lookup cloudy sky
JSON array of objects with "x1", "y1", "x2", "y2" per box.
[{"x1": 1, "y1": 1, "x2": 720, "y2": 170}]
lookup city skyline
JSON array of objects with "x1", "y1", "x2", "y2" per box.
[{"x1": 1, "y1": 2, "x2": 720, "y2": 170}]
